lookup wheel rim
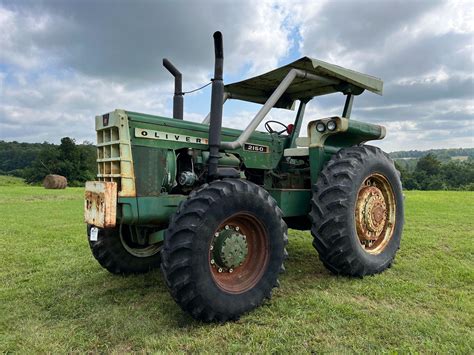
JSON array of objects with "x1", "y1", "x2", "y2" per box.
[
  {"x1": 209, "y1": 213, "x2": 269, "y2": 294},
  {"x1": 355, "y1": 173, "x2": 396, "y2": 255},
  {"x1": 119, "y1": 227, "x2": 161, "y2": 258}
]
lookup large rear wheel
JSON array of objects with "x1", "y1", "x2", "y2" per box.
[
  {"x1": 161, "y1": 179, "x2": 288, "y2": 322},
  {"x1": 310, "y1": 145, "x2": 404, "y2": 277}
]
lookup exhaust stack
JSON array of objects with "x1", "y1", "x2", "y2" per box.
[
  {"x1": 163, "y1": 58, "x2": 184, "y2": 120},
  {"x1": 208, "y1": 31, "x2": 224, "y2": 180}
]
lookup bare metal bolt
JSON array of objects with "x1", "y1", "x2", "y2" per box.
[
  {"x1": 218, "y1": 268, "x2": 223, "y2": 273},
  {"x1": 215, "y1": 232, "x2": 219, "y2": 237},
  {"x1": 211, "y1": 259, "x2": 215, "y2": 265},
  {"x1": 225, "y1": 225, "x2": 229, "y2": 230},
  {"x1": 229, "y1": 268, "x2": 233, "y2": 273},
  {"x1": 210, "y1": 245, "x2": 214, "y2": 251},
  {"x1": 235, "y1": 226, "x2": 239, "y2": 231}
]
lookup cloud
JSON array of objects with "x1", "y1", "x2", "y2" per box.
[
  {"x1": 285, "y1": 0, "x2": 474, "y2": 151},
  {"x1": 1, "y1": 0, "x2": 292, "y2": 84},
  {"x1": 0, "y1": 0, "x2": 292, "y2": 142},
  {"x1": 0, "y1": 0, "x2": 473, "y2": 152}
]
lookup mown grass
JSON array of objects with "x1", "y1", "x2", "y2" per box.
[
  {"x1": 0, "y1": 175, "x2": 25, "y2": 187},
  {"x1": 0, "y1": 185, "x2": 473, "y2": 353}
]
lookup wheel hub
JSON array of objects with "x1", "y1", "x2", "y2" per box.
[
  {"x1": 212, "y1": 226, "x2": 248, "y2": 269},
  {"x1": 356, "y1": 185, "x2": 387, "y2": 241}
]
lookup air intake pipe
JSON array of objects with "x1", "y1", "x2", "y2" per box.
[
  {"x1": 162, "y1": 58, "x2": 184, "y2": 120},
  {"x1": 207, "y1": 31, "x2": 224, "y2": 180}
]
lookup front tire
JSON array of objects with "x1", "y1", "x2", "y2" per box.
[
  {"x1": 88, "y1": 225, "x2": 162, "y2": 274},
  {"x1": 161, "y1": 179, "x2": 288, "y2": 322},
  {"x1": 310, "y1": 145, "x2": 404, "y2": 277}
]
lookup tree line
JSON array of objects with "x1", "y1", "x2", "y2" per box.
[
  {"x1": 1, "y1": 139, "x2": 473, "y2": 190},
  {"x1": 395, "y1": 154, "x2": 474, "y2": 191},
  {"x1": 0, "y1": 138, "x2": 96, "y2": 186}
]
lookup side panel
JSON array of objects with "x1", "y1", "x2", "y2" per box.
[
  {"x1": 126, "y1": 111, "x2": 286, "y2": 170},
  {"x1": 132, "y1": 146, "x2": 168, "y2": 197},
  {"x1": 119, "y1": 195, "x2": 187, "y2": 225},
  {"x1": 268, "y1": 189, "x2": 311, "y2": 217}
]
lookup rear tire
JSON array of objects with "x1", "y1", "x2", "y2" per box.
[
  {"x1": 161, "y1": 179, "x2": 288, "y2": 322},
  {"x1": 310, "y1": 145, "x2": 404, "y2": 277},
  {"x1": 88, "y1": 225, "x2": 161, "y2": 274}
]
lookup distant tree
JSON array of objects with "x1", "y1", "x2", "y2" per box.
[
  {"x1": 416, "y1": 153, "x2": 441, "y2": 176},
  {"x1": 21, "y1": 137, "x2": 97, "y2": 185}
]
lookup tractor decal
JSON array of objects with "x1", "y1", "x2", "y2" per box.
[
  {"x1": 244, "y1": 143, "x2": 269, "y2": 153},
  {"x1": 135, "y1": 128, "x2": 209, "y2": 145}
]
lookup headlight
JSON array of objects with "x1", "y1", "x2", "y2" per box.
[
  {"x1": 316, "y1": 122, "x2": 326, "y2": 133},
  {"x1": 327, "y1": 120, "x2": 337, "y2": 131}
]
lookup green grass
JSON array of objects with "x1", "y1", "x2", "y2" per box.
[
  {"x1": 0, "y1": 175, "x2": 26, "y2": 186},
  {"x1": 1, "y1": 186, "x2": 473, "y2": 353}
]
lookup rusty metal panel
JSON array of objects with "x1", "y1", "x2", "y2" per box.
[{"x1": 84, "y1": 181, "x2": 117, "y2": 228}]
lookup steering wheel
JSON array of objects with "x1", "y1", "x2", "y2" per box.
[{"x1": 265, "y1": 120, "x2": 289, "y2": 135}]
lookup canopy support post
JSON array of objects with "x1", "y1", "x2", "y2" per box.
[{"x1": 342, "y1": 93, "x2": 354, "y2": 118}]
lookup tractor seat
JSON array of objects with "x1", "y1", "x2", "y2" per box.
[{"x1": 283, "y1": 137, "x2": 309, "y2": 157}]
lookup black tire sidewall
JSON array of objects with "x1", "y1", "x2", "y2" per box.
[
  {"x1": 191, "y1": 185, "x2": 285, "y2": 316},
  {"x1": 87, "y1": 225, "x2": 161, "y2": 274},
  {"x1": 344, "y1": 154, "x2": 404, "y2": 272}
]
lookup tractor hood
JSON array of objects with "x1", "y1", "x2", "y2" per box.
[{"x1": 224, "y1": 57, "x2": 383, "y2": 109}]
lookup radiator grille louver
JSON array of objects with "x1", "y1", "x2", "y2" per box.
[
  {"x1": 97, "y1": 127, "x2": 122, "y2": 191},
  {"x1": 95, "y1": 110, "x2": 136, "y2": 197}
]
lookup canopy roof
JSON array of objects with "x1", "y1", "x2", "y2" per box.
[{"x1": 224, "y1": 57, "x2": 383, "y2": 109}]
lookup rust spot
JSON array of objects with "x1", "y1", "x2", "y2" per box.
[
  {"x1": 355, "y1": 174, "x2": 396, "y2": 254},
  {"x1": 84, "y1": 181, "x2": 117, "y2": 228}
]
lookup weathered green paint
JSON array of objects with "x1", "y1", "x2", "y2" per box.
[
  {"x1": 126, "y1": 111, "x2": 286, "y2": 170},
  {"x1": 213, "y1": 228, "x2": 248, "y2": 269},
  {"x1": 119, "y1": 194, "x2": 187, "y2": 225},
  {"x1": 113, "y1": 113, "x2": 385, "y2": 225},
  {"x1": 326, "y1": 119, "x2": 385, "y2": 148},
  {"x1": 201, "y1": 151, "x2": 241, "y2": 167},
  {"x1": 268, "y1": 189, "x2": 312, "y2": 217},
  {"x1": 148, "y1": 229, "x2": 166, "y2": 244},
  {"x1": 308, "y1": 147, "x2": 326, "y2": 185}
]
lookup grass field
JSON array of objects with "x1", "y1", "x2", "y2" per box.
[{"x1": 1, "y1": 177, "x2": 473, "y2": 352}]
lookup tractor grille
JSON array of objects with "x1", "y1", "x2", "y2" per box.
[
  {"x1": 95, "y1": 121, "x2": 135, "y2": 197},
  {"x1": 97, "y1": 126, "x2": 122, "y2": 190}
]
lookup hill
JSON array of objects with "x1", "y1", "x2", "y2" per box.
[{"x1": 389, "y1": 147, "x2": 474, "y2": 159}]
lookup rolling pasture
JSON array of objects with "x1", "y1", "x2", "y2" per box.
[{"x1": 0, "y1": 177, "x2": 472, "y2": 352}]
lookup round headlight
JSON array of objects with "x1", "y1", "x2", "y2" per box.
[
  {"x1": 316, "y1": 122, "x2": 326, "y2": 133},
  {"x1": 327, "y1": 120, "x2": 337, "y2": 131}
]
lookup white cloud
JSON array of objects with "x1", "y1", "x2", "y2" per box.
[{"x1": 0, "y1": 0, "x2": 473, "y2": 153}]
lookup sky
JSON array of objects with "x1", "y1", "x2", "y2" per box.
[{"x1": 0, "y1": 0, "x2": 473, "y2": 152}]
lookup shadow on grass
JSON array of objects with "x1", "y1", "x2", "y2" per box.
[{"x1": 38, "y1": 231, "x2": 334, "y2": 333}]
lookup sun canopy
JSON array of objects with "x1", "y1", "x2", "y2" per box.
[{"x1": 224, "y1": 57, "x2": 383, "y2": 109}]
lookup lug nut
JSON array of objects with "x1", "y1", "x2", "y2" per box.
[
  {"x1": 211, "y1": 259, "x2": 215, "y2": 265},
  {"x1": 215, "y1": 232, "x2": 219, "y2": 237},
  {"x1": 225, "y1": 225, "x2": 229, "y2": 230},
  {"x1": 235, "y1": 226, "x2": 239, "y2": 231},
  {"x1": 218, "y1": 268, "x2": 223, "y2": 273},
  {"x1": 210, "y1": 245, "x2": 214, "y2": 251},
  {"x1": 229, "y1": 268, "x2": 233, "y2": 273}
]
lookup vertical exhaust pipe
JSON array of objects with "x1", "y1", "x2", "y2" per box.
[
  {"x1": 208, "y1": 31, "x2": 224, "y2": 180},
  {"x1": 163, "y1": 58, "x2": 184, "y2": 120}
]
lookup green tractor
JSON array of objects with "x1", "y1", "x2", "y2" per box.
[{"x1": 85, "y1": 32, "x2": 404, "y2": 322}]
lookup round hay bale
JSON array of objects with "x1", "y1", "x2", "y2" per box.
[{"x1": 43, "y1": 174, "x2": 67, "y2": 189}]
